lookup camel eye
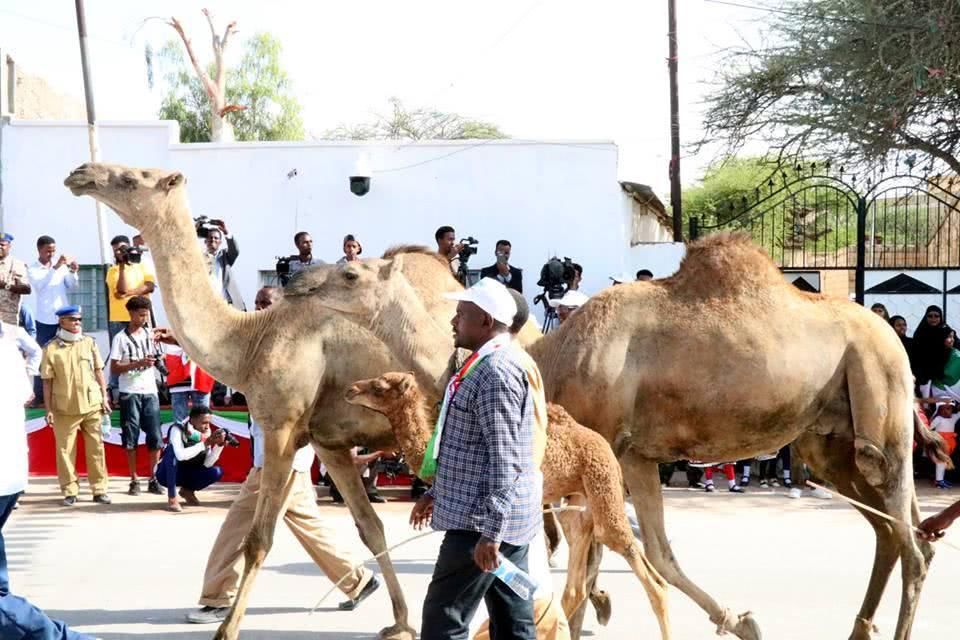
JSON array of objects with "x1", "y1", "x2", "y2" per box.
[
  {"x1": 344, "y1": 270, "x2": 359, "y2": 281},
  {"x1": 120, "y1": 174, "x2": 137, "y2": 189}
]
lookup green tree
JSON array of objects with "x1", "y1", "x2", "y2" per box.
[
  {"x1": 154, "y1": 33, "x2": 304, "y2": 143},
  {"x1": 700, "y1": 1, "x2": 960, "y2": 175},
  {"x1": 324, "y1": 97, "x2": 507, "y2": 140}
]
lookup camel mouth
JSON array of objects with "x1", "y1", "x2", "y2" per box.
[
  {"x1": 63, "y1": 170, "x2": 98, "y2": 195},
  {"x1": 343, "y1": 385, "x2": 362, "y2": 403}
]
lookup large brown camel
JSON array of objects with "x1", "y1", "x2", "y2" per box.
[
  {"x1": 298, "y1": 234, "x2": 951, "y2": 640},
  {"x1": 62, "y1": 163, "x2": 470, "y2": 640},
  {"x1": 344, "y1": 371, "x2": 670, "y2": 638}
]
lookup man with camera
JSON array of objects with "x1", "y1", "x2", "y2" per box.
[
  {"x1": 156, "y1": 405, "x2": 228, "y2": 512},
  {"x1": 106, "y1": 235, "x2": 156, "y2": 393},
  {"x1": 0, "y1": 232, "x2": 31, "y2": 326},
  {"x1": 480, "y1": 240, "x2": 523, "y2": 293},
  {"x1": 435, "y1": 226, "x2": 463, "y2": 276},
  {"x1": 187, "y1": 285, "x2": 379, "y2": 624},
  {"x1": 109, "y1": 295, "x2": 164, "y2": 497},
  {"x1": 199, "y1": 218, "x2": 245, "y2": 311}
]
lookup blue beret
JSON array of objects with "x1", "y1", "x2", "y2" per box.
[
  {"x1": 0, "y1": 233, "x2": 12, "y2": 243},
  {"x1": 55, "y1": 305, "x2": 82, "y2": 317}
]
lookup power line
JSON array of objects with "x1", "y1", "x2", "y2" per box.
[{"x1": 0, "y1": 8, "x2": 128, "y2": 47}]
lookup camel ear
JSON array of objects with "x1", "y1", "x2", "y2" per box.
[
  {"x1": 398, "y1": 373, "x2": 415, "y2": 394},
  {"x1": 379, "y1": 255, "x2": 403, "y2": 281},
  {"x1": 161, "y1": 172, "x2": 185, "y2": 192}
]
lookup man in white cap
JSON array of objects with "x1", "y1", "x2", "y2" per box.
[
  {"x1": 411, "y1": 277, "x2": 539, "y2": 640},
  {"x1": 548, "y1": 290, "x2": 589, "y2": 325}
]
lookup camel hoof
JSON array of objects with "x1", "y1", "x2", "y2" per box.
[
  {"x1": 379, "y1": 623, "x2": 417, "y2": 640},
  {"x1": 589, "y1": 589, "x2": 612, "y2": 626},
  {"x1": 848, "y1": 617, "x2": 879, "y2": 640},
  {"x1": 732, "y1": 611, "x2": 762, "y2": 640}
]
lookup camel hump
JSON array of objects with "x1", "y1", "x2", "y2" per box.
[{"x1": 668, "y1": 232, "x2": 787, "y2": 297}]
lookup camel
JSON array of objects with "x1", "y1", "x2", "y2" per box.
[
  {"x1": 62, "y1": 163, "x2": 478, "y2": 640},
  {"x1": 344, "y1": 371, "x2": 670, "y2": 639},
  {"x1": 299, "y1": 234, "x2": 951, "y2": 640}
]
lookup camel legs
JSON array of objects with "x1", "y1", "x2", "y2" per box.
[
  {"x1": 794, "y1": 433, "x2": 932, "y2": 640},
  {"x1": 215, "y1": 423, "x2": 298, "y2": 640},
  {"x1": 621, "y1": 451, "x2": 761, "y2": 640},
  {"x1": 319, "y1": 447, "x2": 415, "y2": 640},
  {"x1": 557, "y1": 496, "x2": 595, "y2": 627}
]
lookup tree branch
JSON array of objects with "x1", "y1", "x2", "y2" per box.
[{"x1": 168, "y1": 16, "x2": 218, "y2": 105}]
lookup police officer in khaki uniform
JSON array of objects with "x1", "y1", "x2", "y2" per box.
[{"x1": 40, "y1": 305, "x2": 112, "y2": 506}]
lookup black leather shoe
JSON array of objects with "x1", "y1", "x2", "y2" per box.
[
  {"x1": 93, "y1": 494, "x2": 112, "y2": 505},
  {"x1": 62, "y1": 496, "x2": 77, "y2": 507},
  {"x1": 339, "y1": 576, "x2": 380, "y2": 611}
]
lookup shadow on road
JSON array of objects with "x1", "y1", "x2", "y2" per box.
[{"x1": 45, "y1": 607, "x2": 306, "y2": 626}]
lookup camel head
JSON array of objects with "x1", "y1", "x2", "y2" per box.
[
  {"x1": 304, "y1": 255, "x2": 404, "y2": 321},
  {"x1": 64, "y1": 163, "x2": 186, "y2": 230},
  {"x1": 344, "y1": 371, "x2": 417, "y2": 414}
]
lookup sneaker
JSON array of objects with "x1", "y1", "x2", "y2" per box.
[
  {"x1": 128, "y1": 480, "x2": 141, "y2": 496},
  {"x1": 62, "y1": 496, "x2": 77, "y2": 507},
  {"x1": 787, "y1": 488, "x2": 802, "y2": 499},
  {"x1": 771, "y1": 479, "x2": 781, "y2": 488},
  {"x1": 810, "y1": 487, "x2": 832, "y2": 500},
  {"x1": 936, "y1": 480, "x2": 952, "y2": 489},
  {"x1": 93, "y1": 494, "x2": 112, "y2": 505},
  {"x1": 186, "y1": 606, "x2": 229, "y2": 624},
  {"x1": 339, "y1": 576, "x2": 380, "y2": 611},
  {"x1": 729, "y1": 485, "x2": 745, "y2": 493},
  {"x1": 759, "y1": 479, "x2": 769, "y2": 488},
  {"x1": 782, "y1": 478, "x2": 792, "y2": 488},
  {"x1": 147, "y1": 478, "x2": 163, "y2": 495},
  {"x1": 741, "y1": 477, "x2": 750, "y2": 487},
  {"x1": 704, "y1": 484, "x2": 716, "y2": 493},
  {"x1": 167, "y1": 500, "x2": 183, "y2": 513}
]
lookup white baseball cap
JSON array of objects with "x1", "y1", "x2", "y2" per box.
[
  {"x1": 548, "y1": 290, "x2": 590, "y2": 308},
  {"x1": 444, "y1": 278, "x2": 518, "y2": 326}
]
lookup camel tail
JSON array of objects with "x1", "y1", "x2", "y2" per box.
[{"x1": 914, "y1": 409, "x2": 953, "y2": 469}]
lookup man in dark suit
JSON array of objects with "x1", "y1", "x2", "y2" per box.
[{"x1": 479, "y1": 239, "x2": 522, "y2": 293}]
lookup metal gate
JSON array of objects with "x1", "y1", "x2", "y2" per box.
[{"x1": 688, "y1": 164, "x2": 960, "y2": 325}]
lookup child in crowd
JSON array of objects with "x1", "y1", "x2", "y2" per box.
[{"x1": 931, "y1": 402, "x2": 959, "y2": 489}]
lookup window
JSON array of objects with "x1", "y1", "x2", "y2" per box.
[{"x1": 68, "y1": 265, "x2": 107, "y2": 332}]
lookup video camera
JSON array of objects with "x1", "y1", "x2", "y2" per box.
[
  {"x1": 193, "y1": 216, "x2": 224, "y2": 239},
  {"x1": 455, "y1": 237, "x2": 479, "y2": 286},
  {"x1": 216, "y1": 428, "x2": 241, "y2": 448},
  {"x1": 537, "y1": 256, "x2": 576, "y2": 300},
  {"x1": 276, "y1": 256, "x2": 294, "y2": 286},
  {"x1": 117, "y1": 245, "x2": 145, "y2": 265}
]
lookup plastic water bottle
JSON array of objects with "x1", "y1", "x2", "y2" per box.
[
  {"x1": 100, "y1": 413, "x2": 112, "y2": 438},
  {"x1": 490, "y1": 554, "x2": 538, "y2": 600}
]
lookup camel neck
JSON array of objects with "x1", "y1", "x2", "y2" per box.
[
  {"x1": 372, "y1": 285, "x2": 452, "y2": 391},
  {"x1": 136, "y1": 195, "x2": 253, "y2": 388}
]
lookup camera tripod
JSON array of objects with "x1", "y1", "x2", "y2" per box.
[{"x1": 541, "y1": 306, "x2": 559, "y2": 334}]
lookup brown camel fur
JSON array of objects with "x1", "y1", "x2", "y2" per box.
[
  {"x1": 344, "y1": 371, "x2": 670, "y2": 639},
  {"x1": 300, "y1": 233, "x2": 950, "y2": 640},
  {"x1": 63, "y1": 163, "x2": 455, "y2": 640}
]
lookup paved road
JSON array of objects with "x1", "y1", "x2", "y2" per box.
[{"x1": 6, "y1": 478, "x2": 960, "y2": 639}]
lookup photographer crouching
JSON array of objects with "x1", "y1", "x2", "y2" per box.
[{"x1": 156, "y1": 405, "x2": 237, "y2": 512}]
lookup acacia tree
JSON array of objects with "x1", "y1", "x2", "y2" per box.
[
  {"x1": 324, "y1": 97, "x2": 507, "y2": 140},
  {"x1": 152, "y1": 33, "x2": 304, "y2": 143},
  {"x1": 700, "y1": 1, "x2": 960, "y2": 175}
]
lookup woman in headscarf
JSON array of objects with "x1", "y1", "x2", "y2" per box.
[
  {"x1": 930, "y1": 325, "x2": 960, "y2": 403},
  {"x1": 870, "y1": 303, "x2": 890, "y2": 322},
  {"x1": 912, "y1": 305, "x2": 946, "y2": 396}
]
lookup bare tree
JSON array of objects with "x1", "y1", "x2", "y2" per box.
[
  {"x1": 324, "y1": 98, "x2": 507, "y2": 141},
  {"x1": 152, "y1": 8, "x2": 242, "y2": 142}
]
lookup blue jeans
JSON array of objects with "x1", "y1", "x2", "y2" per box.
[
  {"x1": 155, "y1": 446, "x2": 223, "y2": 499},
  {"x1": 118, "y1": 393, "x2": 162, "y2": 450},
  {"x1": 170, "y1": 391, "x2": 210, "y2": 423},
  {"x1": 32, "y1": 323, "x2": 59, "y2": 401},
  {"x1": 0, "y1": 493, "x2": 93, "y2": 640},
  {"x1": 421, "y1": 531, "x2": 535, "y2": 640}
]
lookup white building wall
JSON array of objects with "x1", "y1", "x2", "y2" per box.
[{"x1": 1, "y1": 120, "x2": 659, "y2": 332}]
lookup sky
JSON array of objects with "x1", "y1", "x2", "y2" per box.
[{"x1": 0, "y1": 0, "x2": 770, "y2": 197}]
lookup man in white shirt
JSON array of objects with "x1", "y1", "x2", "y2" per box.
[
  {"x1": 186, "y1": 286, "x2": 378, "y2": 624},
  {"x1": 0, "y1": 319, "x2": 94, "y2": 639},
  {"x1": 110, "y1": 296, "x2": 164, "y2": 497},
  {"x1": 27, "y1": 236, "x2": 79, "y2": 347}
]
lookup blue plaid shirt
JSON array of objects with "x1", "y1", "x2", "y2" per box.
[{"x1": 428, "y1": 347, "x2": 541, "y2": 546}]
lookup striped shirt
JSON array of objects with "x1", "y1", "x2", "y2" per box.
[
  {"x1": 109, "y1": 327, "x2": 160, "y2": 394},
  {"x1": 428, "y1": 344, "x2": 541, "y2": 546}
]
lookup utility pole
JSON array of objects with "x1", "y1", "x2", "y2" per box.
[
  {"x1": 74, "y1": 0, "x2": 110, "y2": 265},
  {"x1": 667, "y1": 0, "x2": 683, "y2": 242}
]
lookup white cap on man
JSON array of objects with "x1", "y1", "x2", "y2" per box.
[
  {"x1": 548, "y1": 290, "x2": 590, "y2": 308},
  {"x1": 444, "y1": 278, "x2": 518, "y2": 326}
]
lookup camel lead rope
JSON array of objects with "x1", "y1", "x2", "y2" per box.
[
  {"x1": 805, "y1": 481, "x2": 960, "y2": 552},
  {"x1": 310, "y1": 505, "x2": 587, "y2": 614}
]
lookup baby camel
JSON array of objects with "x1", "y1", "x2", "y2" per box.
[{"x1": 345, "y1": 371, "x2": 671, "y2": 640}]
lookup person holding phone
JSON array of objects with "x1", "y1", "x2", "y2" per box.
[{"x1": 480, "y1": 239, "x2": 523, "y2": 293}]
